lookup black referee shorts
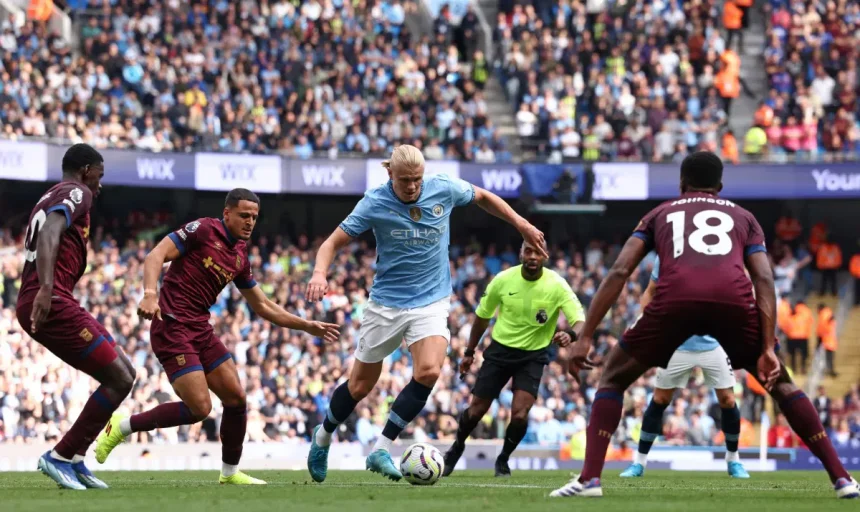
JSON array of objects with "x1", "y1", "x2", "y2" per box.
[{"x1": 472, "y1": 341, "x2": 549, "y2": 399}]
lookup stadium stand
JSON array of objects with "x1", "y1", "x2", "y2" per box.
[{"x1": 0, "y1": 0, "x2": 512, "y2": 161}]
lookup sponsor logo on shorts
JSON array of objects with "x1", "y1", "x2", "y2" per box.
[
  {"x1": 359, "y1": 338, "x2": 366, "y2": 352},
  {"x1": 409, "y1": 207, "x2": 422, "y2": 222},
  {"x1": 62, "y1": 199, "x2": 76, "y2": 213},
  {"x1": 536, "y1": 309, "x2": 548, "y2": 324},
  {"x1": 176, "y1": 355, "x2": 186, "y2": 366},
  {"x1": 79, "y1": 328, "x2": 93, "y2": 342},
  {"x1": 432, "y1": 204, "x2": 443, "y2": 217},
  {"x1": 70, "y1": 188, "x2": 84, "y2": 204},
  {"x1": 185, "y1": 220, "x2": 200, "y2": 233}
]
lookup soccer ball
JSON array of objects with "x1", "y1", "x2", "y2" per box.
[{"x1": 399, "y1": 443, "x2": 445, "y2": 485}]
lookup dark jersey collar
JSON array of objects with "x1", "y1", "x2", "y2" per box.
[{"x1": 220, "y1": 218, "x2": 238, "y2": 246}]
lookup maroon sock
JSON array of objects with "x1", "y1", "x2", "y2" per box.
[
  {"x1": 55, "y1": 388, "x2": 119, "y2": 460},
  {"x1": 580, "y1": 388, "x2": 624, "y2": 482},
  {"x1": 779, "y1": 390, "x2": 849, "y2": 483},
  {"x1": 220, "y1": 406, "x2": 247, "y2": 466},
  {"x1": 129, "y1": 402, "x2": 194, "y2": 432}
]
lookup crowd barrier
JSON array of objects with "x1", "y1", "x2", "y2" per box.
[{"x1": 2, "y1": 140, "x2": 859, "y2": 200}]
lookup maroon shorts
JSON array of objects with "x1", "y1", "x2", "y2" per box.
[
  {"x1": 620, "y1": 299, "x2": 762, "y2": 371},
  {"x1": 16, "y1": 297, "x2": 118, "y2": 375},
  {"x1": 150, "y1": 315, "x2": 232, "y2": 382}
]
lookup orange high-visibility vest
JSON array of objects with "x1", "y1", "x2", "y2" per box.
[
  {"x1": 724, "y1": 2, "x2": 743, "y2": 29},
  {"x1": 809, "y1": 223, "x2": 827, "y2": 253},
  {"x1": 816, "y1": 243, "x2": 843, "y2": 270},
  {"x1": 775, "y1": 216, "x2": 801, "y2": 242},
  {"x1": 28, "y1": 0, "x2": 54, "y2": 21},
  {"x1": 777, "y1": 298, "x2": 792, "y2": 333},
  {"x1": 817, "y1": 308, "x2": 833, "y2": 338},
  {"x1": 786, "y1": 304, "x2": 813, "y2": 339},
  {"x1": 735, "y1": 0, "x2": 753, "y2": 6},
  {"x1": 821, "y1": 315, "x2": 838, "y2": 352},
  {"x1": 850, "y1": 254, "x2": 860, "y2": 278}
]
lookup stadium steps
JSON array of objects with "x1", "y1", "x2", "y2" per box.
[
  {"x1": 486, "y1": 78, "x2": 519, "y2": 140},
  {"x1": 728, "y1": 0, "x2": 769, "y2": 138}
]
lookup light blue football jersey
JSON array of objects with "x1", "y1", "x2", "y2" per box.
[
  {"x1": 651, "y1": 256, "x2": 720, "y2": 353},
  {"x1": 339, "y1": 174, "x2": 475, "y2": 309}
]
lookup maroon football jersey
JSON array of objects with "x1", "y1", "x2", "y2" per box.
[
  {"x1": 159, "y1": 218, "x2": 256, "y2": 324},
  {"x1": 18, "y1": 182, "x2": 93, "y2": 303},
  {"x1": 633, "y1": 191, "x2": 765, "y2": 305}
]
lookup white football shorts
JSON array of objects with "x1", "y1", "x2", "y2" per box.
[
  {"x1": 355, "y1": 297, "x2": 451, "y2": 363},
  {"x1": 655, "y1": 345, "x2": 735, "y2": 390}
]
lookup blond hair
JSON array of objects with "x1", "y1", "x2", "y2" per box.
[{"x1": 381, "y1": 144, "x2": 425, "y2": 173}]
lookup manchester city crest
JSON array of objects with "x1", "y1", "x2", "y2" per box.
[
  {"x1": 432, "y1": 204, "x2": 444, "y2": 217},
  {"x1": 409, "y1": 207, "x2": 422, "y2": 222},
  {"x1": 536, "y1": 309, "x2": 548, "y2": 324}
]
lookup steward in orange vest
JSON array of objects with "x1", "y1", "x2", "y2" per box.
[
  {"x1": 850, "y1": 242, "x2": 860, "y2": 306},
  {"x1": 817, "y1": 304, "x2": 837, "y2": 376}
]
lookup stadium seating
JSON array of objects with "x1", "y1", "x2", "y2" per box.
[
  {"x1": 0, "y1": 0, "x2": 509, "y2": 161},
  {"x1": 760, "y1": 0, "x2": 860, "y2": 159}
]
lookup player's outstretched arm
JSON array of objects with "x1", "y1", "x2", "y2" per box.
[
  {"x1": 29, "y1": 212, "x2": 67, "y2": 333},
  {"x1": 138, "y1": 236, "x2": 182, "y2": 320},
  {"x1": 473, "y1": 186, "x2": 548, "y2": 259},
  {"x1": 746, "y1": 250, "x2": 780, "y2": 388},
  {"x1": 307, "y1": 227, "x2": 352, "y2": 302},
  {"x1": 570, "y1": 236, "x2": 649, "y2": 371},
  {"x1": 240, "y1": 285, "x2": 341, "y2": 343}
]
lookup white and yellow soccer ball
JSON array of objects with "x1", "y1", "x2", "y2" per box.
[{"x1": 399, "y1": 443, "x2": 445, "y2": 485}]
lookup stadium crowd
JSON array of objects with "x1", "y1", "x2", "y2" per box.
[
  {"x1": 748, "y1": 0, "x2": 860, "y2": 159},
  {"x1": 2, "y1": 212, "x2": 855, "y2": 453},
  {"x1": 0, "y1": 0, "x2": 512, "y2": 162}
]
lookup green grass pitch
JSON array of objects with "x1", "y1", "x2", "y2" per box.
[{"x1": 0, "y1": 470, "x2": 852, "y2": 512}]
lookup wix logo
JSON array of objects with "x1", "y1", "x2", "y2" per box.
[
  {"x1": 220, "y1": 163, "x2": 256, "y2": 181},
  {"x1": 301, "y1": 165, "x2": 345, "y2": 187},
  {"x1": 137, "y1": 158, "x2": 176, "y2": 181}
]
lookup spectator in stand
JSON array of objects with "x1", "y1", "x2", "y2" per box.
[
  {"x1": 817, "y1": 304, "x2": 838, "y2": 377},
  {"x1": 817, "y1": 234, "x2": 843, "y2": 297},
  {"x1": 850, "y1": 243, "x2": 860, "y2": 306},
  {"x1": 768, "y1": 413, "x2": 797, "y2": 448}
]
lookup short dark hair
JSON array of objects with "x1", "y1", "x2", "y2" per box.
[
  {"x1": 62, "y1": 144, "x2": 103, "y2": 174},
  {"x1": 680, "y1": 151, "x2": 723, "y2": 190},
  {"x1": 225, "y1": 188, "x2": 260, "y2": 208}
]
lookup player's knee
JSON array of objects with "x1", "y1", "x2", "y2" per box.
[
  {"x1": 652, "y1": 388, "x2": 674, "y2": 406},
  {"x1": 108, "y1": 363, "x2": 136, "y2": 398},
  {"x1": 510, "y1": 407, "x2": 530, "y2": 424},
  {"x1": 716, "y1": 390, "x2": 736, "y2": 408},
  {"x1": 348, "y1": 379, "x2": 374, "y2": 401},
  {"x1": 221, "y1": 391, "x2": 247, "y2": 409},
  {"x1": 412, "y1": 364, "x2": 440, "y2": 387},
  {"x1": 186, "y1": 397, "x2": 213, "y2": 422}
]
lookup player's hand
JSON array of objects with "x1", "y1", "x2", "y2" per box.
[
  {"x1": 459, "y1": 354, "x2": 474, "y2": 380},
  {"x1": 756, "y1": 349, "x2": 781, "y2": 391},
  {"x1": 306, "y1": 270, "x2": 328, "y2": 302},
  {"x1": 305, "y1": 321, "x2": 341, "y2": 343},
  {"x1": 137, "y1": 293, "x2": 162, "y2": 321},
  {"x1": 568, "y1": 337, "x2": 599, "y2": 383},
  {"x1": 30, "y1": 286, "x2": 53, "y2": 334},
  {"x1": 517, "y1": 221, "x2": 548, "y2": 259},
  {"x1": 553, "y1": 331, "x2": 572, "y2": 348}
]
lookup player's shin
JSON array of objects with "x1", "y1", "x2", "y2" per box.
[
  {"x1": 637, "y1": 400, "x2": 668, "y2": 466},
  {"x1": 54, "y1": 386, "x2": 126, "y2": 460},
  {"x1": 455, "y1": 409, "x2": 481, "y2": 445},
  {"x1": 580, "y1": 388, "x2": 624, "y2": 482},
  {"x1": 721, "y1": 405, "x2": 741, "y2": 461},
  {"x1": 126, "y1": 402, "x2": 196, "y2": 433},
  {"x1": 317, "y1": 381, "x2": 360, "y2": 447},
  {"x1": 778, "y1": 389, "x2": 850, "y2": 484},
  {"x1": 374, "y1": 378, "x2": 433, "y2": 452},
  {"x1": 220, "y1": 406, "x2": 247, "y2": 477},
  {"x1": 500, "y1": 419, "x2": 528, "y2": 459}
]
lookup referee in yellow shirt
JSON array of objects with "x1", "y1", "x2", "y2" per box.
[{"x1": 442, "y1": 240, "x2": 586, "y2": 478}]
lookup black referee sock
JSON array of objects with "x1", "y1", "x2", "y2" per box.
[
  {"x1": 381, "y1": 379, "x2": 433, "y2": 441},
  {"x1": 455, "y1": 409, "x2": 481, "y2": 445},
  {"x1": 322, "y1": 381, "x2": 359, "y2": 434},
  {"x1": 500, "y1": 419, "x2": 528, "y2": 459}
]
